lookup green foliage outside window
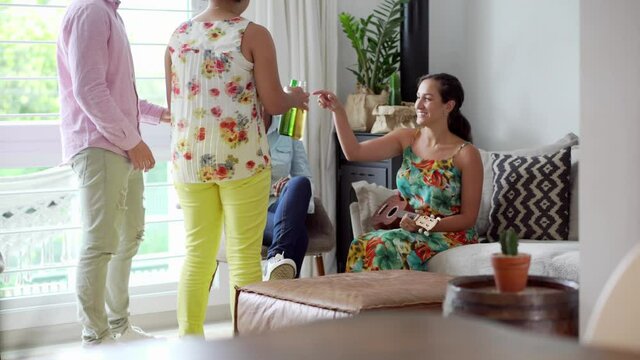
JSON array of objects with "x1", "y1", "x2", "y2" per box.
[
  {"x1": 0, "y1": 167, "x2": 48, "y2": 177},
  {"x1": 0, "y1": 1, "x2": 60, "y2": 121},
  {"x1": 0, "y1": 0, "x2": 169, "y2": 122}
]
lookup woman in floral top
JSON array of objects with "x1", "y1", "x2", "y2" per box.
[
  {"x1": 315, "y1": 73, "x2": 483, "y2": 272},
  {"x1": 165, "y1": 0, "x2": 308, "y2": 336}
]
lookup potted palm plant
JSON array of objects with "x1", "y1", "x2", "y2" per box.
[
  {"x1": 339, "y1": 0, "x2": 409, "y2": 131},
  {"x1": 491, "y1": 228, "x2": 531, "y2": 292}
]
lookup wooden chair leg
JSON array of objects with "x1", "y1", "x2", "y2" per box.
[
  {"x1": 209, "y1": 261, "x2": 220, "y2": 292},
  {"x1": 314, "y1": 254, "x2": 325, "y2": 276}
]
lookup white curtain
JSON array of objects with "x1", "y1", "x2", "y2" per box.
[{"x1": 249, "y1": 0, "x2": 338, "y2": 275}]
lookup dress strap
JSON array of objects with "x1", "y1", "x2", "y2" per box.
[
  {"x1": 409, "y1": 128, "x2": 421, "y2": 148},
  {"x1": 402, "y1": 128, "x2": 422, "y2": 153},
  {"x1": 451, "y1": 142, "x2": 470, "y2": 159}
]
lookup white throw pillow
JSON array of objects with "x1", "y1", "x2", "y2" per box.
[
  {"x1": 476, "y1": 133, "x2": 580, "y2": 237},
  {"x1": 351, "y1": 180, "x2": 397, "y2": 234}
]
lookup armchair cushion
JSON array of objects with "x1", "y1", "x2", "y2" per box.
[
  {"x1": 351, "y1": 180, "x2": 396, "y2": 234},
  {"x1": 427, "y1": 240, "x2": 579, "y2": 282},
  {"x1": 349, "y1": 202, "x2": 363, "y2": 237}
]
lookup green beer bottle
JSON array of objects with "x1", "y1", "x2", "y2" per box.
[{"x1": 280, "y1": 79, "x2": 307, "y2": 140}]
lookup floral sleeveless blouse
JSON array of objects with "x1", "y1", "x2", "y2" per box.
[
  {"x1": 168, "y1": 17, "x2": 270, "y2": 183},
  {"x1": 347, "y1": 144, "x2": 478, "y2": 272}
]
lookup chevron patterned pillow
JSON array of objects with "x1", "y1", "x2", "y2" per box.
[{"x1": 487, "y1": 147, "x2": 571, "y2": 241}]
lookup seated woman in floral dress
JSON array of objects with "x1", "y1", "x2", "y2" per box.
[{"x1": 314, "y1": 73, "x2": 483, "y2": 271}]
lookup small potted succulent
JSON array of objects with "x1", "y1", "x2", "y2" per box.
[{"x1": 491, "y1": 228, "x2": 531, "y2": 292}]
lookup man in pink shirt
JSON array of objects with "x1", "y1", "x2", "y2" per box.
[{"x1": 57, "y1": 0, "x2": 169, "y2": 346}]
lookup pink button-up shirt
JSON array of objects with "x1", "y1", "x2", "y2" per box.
[{"x1": 57, "y1": 0, "x2": 165, "y2": 163}]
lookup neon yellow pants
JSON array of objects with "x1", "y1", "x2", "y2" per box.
[{"x1": 174, "y1": 170, "x2": 270, "y2": 336}]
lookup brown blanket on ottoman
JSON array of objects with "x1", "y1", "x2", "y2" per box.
[{"x1": 235, "y1": 270, "x2": 452, "y2": 334}]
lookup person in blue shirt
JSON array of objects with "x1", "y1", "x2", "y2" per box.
[{"x1": 263, "y1": 113, "x2": 315, "y2": 280}]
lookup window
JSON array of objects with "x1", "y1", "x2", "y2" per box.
[
  {"x1": 0, "y1": 0, "x2": 226, "y2": 333},
  {"x1": 0, "y1": 0, "x2": 191, "y2": 164},
  {"x1": 0, "y1": 1, "x2": 61, "y2": 123},
  {"x1": 0, "y1": 0, "x2": 192, "y2": 123}
]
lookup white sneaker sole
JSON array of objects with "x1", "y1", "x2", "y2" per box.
[
  {"x1": 267, "y1": 263, "x2": 296, "y2": 280},
  {"x1": 82, "y1": 337, "x2": 116, "y2": 347}
]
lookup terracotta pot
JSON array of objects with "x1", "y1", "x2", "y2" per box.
[{"x1": 491, "y1": 253, "x2": 531, "y2": 292}]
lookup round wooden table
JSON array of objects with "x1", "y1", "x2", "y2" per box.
[{"x1": 443, "y1": 275, "x2": 579, "y2": 337}]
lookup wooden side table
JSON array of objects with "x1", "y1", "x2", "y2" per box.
[{"x1": 443, "y1": 275, "x2": 579, "y2": 337}]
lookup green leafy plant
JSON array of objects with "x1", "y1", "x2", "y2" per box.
[
  {"x1": 339, "y1": 0, "x2": 409, "y2": 95},
  {"x1": 499, "y1": 228, "x2": 520, "y2": 256}
]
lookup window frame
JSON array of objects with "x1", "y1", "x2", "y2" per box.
[
  {"x1": 0, "y1": 268, "x2": 230, "y2": 332},
  {"x1": 0, "y1": 121, "x2": 171, "y2": 168}
]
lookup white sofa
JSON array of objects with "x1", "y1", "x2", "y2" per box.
[{"x1": 349, "y1": 133, "x2": 580, "y2": 282}]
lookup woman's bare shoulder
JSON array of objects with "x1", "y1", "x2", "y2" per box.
[
  {"x1": 240, "y1": 22, "x2": 274, "y2": 62},
  {"x1": 244, "y1": 22, "x2": 271, "y2": 41},
  {"x1": 455, "y1": 143, "x2": 482, "y2": 169},
  {"x1": 390, "y1": 128, "x2": 419, "y2": 148}
]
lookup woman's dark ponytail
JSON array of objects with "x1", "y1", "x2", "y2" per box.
[
  {"x1": 419, "y1": 73, "x2": 473, "y2": 143},
  {"x1": 448, "y1": 108, "x2": 472, "y2": 143}
]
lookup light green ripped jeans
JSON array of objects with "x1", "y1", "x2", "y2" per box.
[{"x1": 70, "y1": 148, "x2": 145, "y2": 344}]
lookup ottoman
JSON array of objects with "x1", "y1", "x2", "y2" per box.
[{"x1": 235, "y1": 270, "x2": 452, "y2": 334}]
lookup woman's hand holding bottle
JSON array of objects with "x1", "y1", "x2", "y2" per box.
[{"x1": 286, "y1": 85, "x2": 309, "y2": 111}]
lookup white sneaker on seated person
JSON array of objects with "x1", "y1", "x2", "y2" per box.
[
  {"x1": 264, "y1": 253, "x2": 296, "y2": 281},
  {"x1": 113, "y1": 325, "x2": 155, "y2": 342}
]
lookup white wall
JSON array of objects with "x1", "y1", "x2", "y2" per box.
[
  {"x1": 430, "y1": 0, "x2": 579, "y2": 151},
  {"x1": 336, "y1": 0, "x2": 384, "y2": 101},
  {"x1": 580, "y1": 0, "x2": 640, "y2": 336}
]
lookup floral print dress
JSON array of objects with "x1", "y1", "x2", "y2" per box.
[
  {"x1": 168, "y1": 17, "x2": 270, "y2": 183},
  {"x1": 347, "y1": 144, "x2": 478, "y2": 272}
]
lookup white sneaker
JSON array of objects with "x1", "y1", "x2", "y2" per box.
[
  {"x1": 113, "y1": 325, "x2": 155, "y2": 343},
  {"x1": 265, "y1": 253, "x2": 296, "y2": 281}
]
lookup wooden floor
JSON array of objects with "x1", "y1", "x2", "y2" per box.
[{"x1": 1, "y1": 321, "x2": 234, "y2": 360}]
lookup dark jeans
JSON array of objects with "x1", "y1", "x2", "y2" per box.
[{"x1": 263, "y1": 176, "x2": 311, "y2": 277}]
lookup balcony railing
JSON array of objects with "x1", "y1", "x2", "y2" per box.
[{"x1": 0, "y1": 163, "x2": 186, "y2": 299}]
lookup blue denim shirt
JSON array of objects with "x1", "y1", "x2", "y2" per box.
[{"x1": 268, "y1": 116, "x2": 315, "y2": 213}]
